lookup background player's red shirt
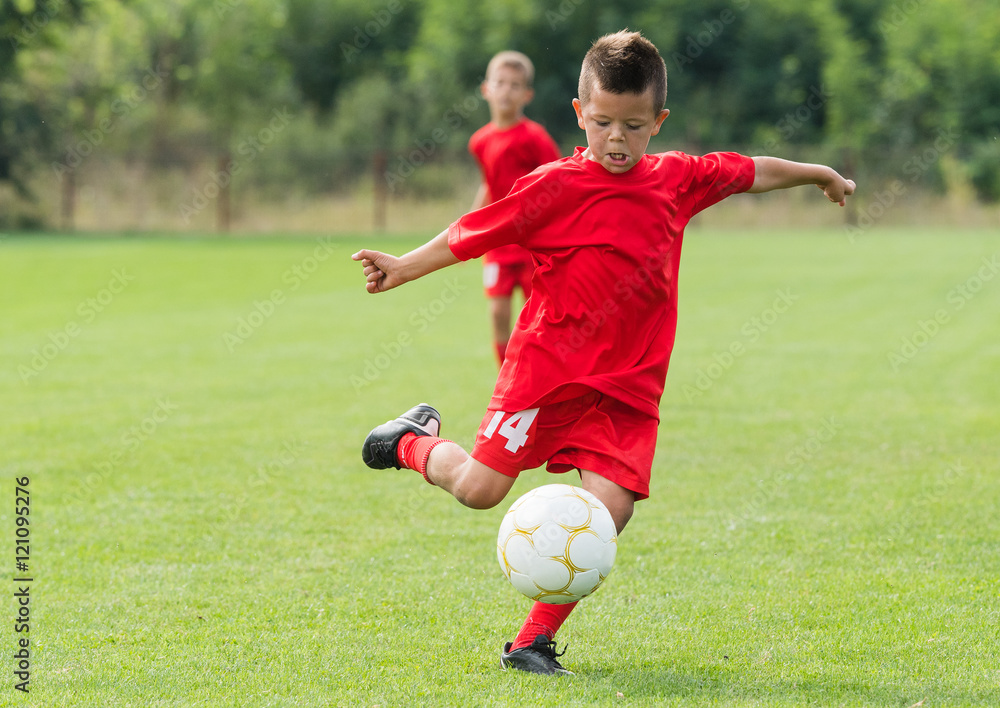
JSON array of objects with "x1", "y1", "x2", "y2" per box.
[
  {"x1": 468, "y1": 118, "x2": 561, "y2": 266},
  {"x1": 449, "y1": 147, "x2": 756, "y2": 420}
]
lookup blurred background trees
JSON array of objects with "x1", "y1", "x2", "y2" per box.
[{"x1": 1, "y1": 0, "x2": 998, "y2": 231}]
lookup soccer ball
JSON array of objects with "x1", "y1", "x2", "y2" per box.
[{"x1": 496, "y1": 484, "x2": 618, "y2": 604}]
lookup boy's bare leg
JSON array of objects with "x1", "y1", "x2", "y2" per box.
[
  {"x1": 425, "y1": 442, "x2": 516, "y2": 509},
  {"x1": 489, "y1": 296, "x2": 512, "y2": 366},
  {"x1": 579, "y1": 469, "x2": 636, "y2": 534}
]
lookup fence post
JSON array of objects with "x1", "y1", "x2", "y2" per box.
[
  {"x1": 217, "y1": 151, "x2": 232, "y2": 233},
  {"x1": 373, "y1": 150, "x2": 387, "y2": 232}
]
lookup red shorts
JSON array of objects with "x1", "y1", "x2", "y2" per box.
[
  {"x1": 470, "y1": 391, "x2": 657, "y2": 500},
  {"x1": 483, "y1": 261, "x2": 533, "y2": 299}
]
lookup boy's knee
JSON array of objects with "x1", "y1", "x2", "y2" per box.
[
  {"x1": 451, "y1": 468, "x2": 510, "y2": 510},
  {"x1": 452, "y1": 482, "x2": 505, "y2": 510}
]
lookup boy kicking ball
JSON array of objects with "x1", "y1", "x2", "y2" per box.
[{"x1": 354, "y1": 30, "x2": 855, "y2": 675}]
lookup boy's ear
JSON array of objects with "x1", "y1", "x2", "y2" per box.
[
  {"x1": 572, "y1": 98, "x2": 585, "y2": 129},
  {"x1": 650, "y1": 108, "x2": 670, "y2": 136},
  {"x1": 480, "y1": 80, "x2": 489, "y2": 99}
]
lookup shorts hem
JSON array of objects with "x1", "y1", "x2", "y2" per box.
[{"x1": 470, "y1": 447, "x2": 521, "y2": 479}]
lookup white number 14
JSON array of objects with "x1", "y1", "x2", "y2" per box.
[{"x1": 483, "y1": 408, "x2": 540, "y2": 453}]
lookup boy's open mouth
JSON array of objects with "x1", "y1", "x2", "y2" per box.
[{"x1": 608, "y1": 152, "x2": 629, "y2": 166}]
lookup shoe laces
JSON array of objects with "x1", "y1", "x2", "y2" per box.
[{"x1": 532, "y1": 636, "x2": 567, "y2": 661}]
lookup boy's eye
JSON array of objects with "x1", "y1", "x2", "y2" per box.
[{"x1": 595, "y1": 121, "x2": 610, "y2": 127}]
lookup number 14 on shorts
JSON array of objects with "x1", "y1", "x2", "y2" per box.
[{"x1": 483, "y1": 408, "x2": 539, "y2": 453}]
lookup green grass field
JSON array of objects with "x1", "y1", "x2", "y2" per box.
[{"x1": 2, "y1": 228, "x2": 998, "y2": 707}]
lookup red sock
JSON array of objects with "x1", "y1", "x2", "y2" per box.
[
  {"x1": 511, "y1": 601, "x2": 579, "y2": 650},
  {"x1": 494, "y1": 340, "x2": 508, "y2": 368},
  {"x1": 396, "y1": 432, "x2": 449, "y2": 484}
]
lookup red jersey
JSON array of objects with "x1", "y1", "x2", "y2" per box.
[
  {"x1": 468, "y1": 118, "x2": 561, "y2": 266},
  {"x1": 448, "y1": 147, "x2": 756, "y2": 420}
]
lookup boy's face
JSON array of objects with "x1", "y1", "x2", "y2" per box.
[
  {"x1": 481, "y1": 65, "x2": 533, "y2": 121},
  {"x1": 573, "y1": 83, "x2": 669, "y2": 174}
]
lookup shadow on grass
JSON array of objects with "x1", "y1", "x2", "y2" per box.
[{"x1": 582, "y1": 663, "x2": 1000, "y2": 706}]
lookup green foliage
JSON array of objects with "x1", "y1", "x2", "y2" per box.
[
  {"x1": 0, "y1": 0, "x2": 84, "y2": 187},
  {"x1": 2, "y1": 0, "x2": 1000, "y2": 208}
]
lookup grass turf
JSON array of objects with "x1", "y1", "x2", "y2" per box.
[{"x1": 1, "y1": 228, "x2": 998, "y2": 707}]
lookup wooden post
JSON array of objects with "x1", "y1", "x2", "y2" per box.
[
  {"x1": 373, "y1": 150, "x2": 387, "y2": 232},
  {"x1": 217, "y1": 151, "x2": 232, "y2": 233},
  {"x1": 842, "y1": 147, "x2": 858, "y2": 227},
  {"x1": 60, "y1": 168, "x2": 75, "y2": 232}
]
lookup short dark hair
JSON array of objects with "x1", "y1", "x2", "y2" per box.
[{"x1": 578, "y1": 30, "x2": 667, "y2": 114}]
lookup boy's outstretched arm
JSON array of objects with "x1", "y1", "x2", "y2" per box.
[
  {"x1": 352, "y1": 228, "x2": 460, "y2": 294},
  {"x1": 749, "y1": 156, "x2": 857, "y2": 206}
]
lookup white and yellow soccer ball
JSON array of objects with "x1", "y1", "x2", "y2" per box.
[{"x1": 496, "y1": 484, "x2": 618, "y2": 604}]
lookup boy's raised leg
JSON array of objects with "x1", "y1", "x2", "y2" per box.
[{"x1": 362, "y1": 404, "x2": 516, "y2": 509}]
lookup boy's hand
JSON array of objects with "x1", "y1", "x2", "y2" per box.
[
  {"x1": 750, "y1": 157, "x2": 857, "y2": 206},
  {"x1": 352, "y1": 250, "x2": 401, "y2": 293},
  {"x1": 352, "y1": 230, "x2": 460, "y2": 294},
  {"x1": 819, "y1": 175, "x2": 857, "y2": 207}
]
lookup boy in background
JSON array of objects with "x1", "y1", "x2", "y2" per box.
[
  {"x1": 354, "y1": 31, "x2": 855, "y2": 675},
  {"x1": 469, "y1": 51, "x2": 561, "y2": 367}
]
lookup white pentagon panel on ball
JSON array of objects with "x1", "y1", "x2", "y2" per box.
[
  {"x1": 567, "y1": 529, "x2": 617, "y2": 575},
  {"x1": 530, "y1": 521, "x2": 571, "y2": 558},
  {"x1": 500, "y1": 532, "x2": 537, "y2": 575},
  {"x1": 512, "y1": 493, "x2": 553, "y2": 531},
  {"x1": 496, "y1": 484, "x2": 619, "y2": 604},
  {"x1": 586, "y1": 504, "x2": 618, "y2": 544},
  {"x1": 550, "y1": 493, "x2": 591, "y2": 529},
  {"x1": 508, "y1": 570, "x2": 542, "y2": 600},
  {"x1": 526, "y1": 556, "x2": 571, "y2": 593},
  {"x1": 565, "y1": 567, "x2": 601, "y2": 599}
]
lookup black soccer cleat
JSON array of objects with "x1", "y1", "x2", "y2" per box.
[
  {"x1": 500, "y1": 635, "x2": 574, "y2": 676},
  {"x1": 361, "y1": 403, "x2": 441, "y2": 470}
]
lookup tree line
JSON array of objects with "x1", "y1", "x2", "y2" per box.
[{"x1": 2, "y1": 0, "x2": 998, "y2": 230}]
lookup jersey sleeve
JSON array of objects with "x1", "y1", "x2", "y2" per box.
[
  {"x1": 533, "y1": 124, "x2": 562, "y2": 165},
  {"x1": 448, "y1": 189, "x2": 527, "y2": 261},
  {"x1": 468, "y1": 128, "x2": 486, "y2": 167},
  {"x1": 682, "y1": 152, "x2": 756, "y2": 215}
]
